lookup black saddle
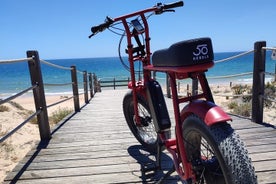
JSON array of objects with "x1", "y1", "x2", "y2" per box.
[{"x1": 152, "y1": 37, "x2": 214, "y2": 67}]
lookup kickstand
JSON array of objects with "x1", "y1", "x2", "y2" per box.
[
  {"x1": 156, "y1": 165, "x2": 176, "y2": 184},
  {"x1": 141, "y1": 136, "x2": 163, "y2": 174}
]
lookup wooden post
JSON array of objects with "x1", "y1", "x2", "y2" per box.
[
  {"x1": 93, "y1": 73, "x2": 97, "y2": 93},
  {"x1": 274, "y1": 64, "x2": 276, "y2": 82},
  {"x1": 113, "y1": 77, "x2": 116, "y2": 90},
  {"x1": 192, "y1": 78, "x2": 199, "y2": 96},
  {"x1": 89, "y1": 72, "x2": 94, "y2": 98},
  {"x1": 252, "y1": 41, "x2": 266, "y2": 123},
  {"x1": 26, "y1": 51, "x2": 51, "y2": 141},
  {"x1": 71, "y1": 66, "x2": 80, "y2": 112},
  {"x1": 83, "y1": 71, "x2": 89, "y2": 103},
  {"x1": 166, "y1": 73, "x2": 171, "y2": 98}
]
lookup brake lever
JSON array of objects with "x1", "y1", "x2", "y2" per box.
[
  {"x1": 155, "y1": 9, "x2": 175, "y2": 15},
  {"x1": 88, "y1": 33, "x2": 95, "y2": 39},
  {"x1": 165, "y1": 9, "x2": 175, "y2": 13}
]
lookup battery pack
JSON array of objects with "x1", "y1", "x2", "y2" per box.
[{"x1": 146, "y1": 80, "x2": 171, "y2": 132}]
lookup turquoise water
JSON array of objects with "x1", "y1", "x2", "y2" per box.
[{"x1": 0, "y1": 51, "x2": 275, "y2": 96}]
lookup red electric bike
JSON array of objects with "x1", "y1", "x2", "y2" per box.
[{"x1": 89, "y1": 2, "x2": 257, "y2": 183}]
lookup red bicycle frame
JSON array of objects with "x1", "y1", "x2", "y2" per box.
[
  {"x1": 111, "y1": 6, "x2": 197, "y2": 180},
  {"x1": 90, "y1": 1, "x2": 232, "y2": 182}
]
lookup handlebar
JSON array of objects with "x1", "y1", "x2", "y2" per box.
[
  {"x1": 156, "y1": 1, "x2": 184, "y2": 14},
  {"x1": 89, "y1": 17, "x2": 114, "y2": 38},
  {"x1": 89, "y1": 1, "x2": 184, "y2": 38}
]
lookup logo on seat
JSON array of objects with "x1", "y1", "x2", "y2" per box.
[{"x1": 193, "y1": 44, "x2": 209, "y2": 61}]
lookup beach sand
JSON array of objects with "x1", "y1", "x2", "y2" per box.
[
  {"x1": 0, "y1": 94, "x2": 85, "y2": 182},
  {"x1": 0, "y1": 85, "x2": 275, "y2": 182}
]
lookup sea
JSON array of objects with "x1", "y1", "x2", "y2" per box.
[{"x1": 0, "y1": 51, "x2": 275, "y2": 98}]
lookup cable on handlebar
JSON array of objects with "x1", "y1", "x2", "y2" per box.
[{"x1": 155, "y1": 1, "x2": 184, "y2": 14}]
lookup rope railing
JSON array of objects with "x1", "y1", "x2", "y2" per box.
[
  {"x1": 262, "y1": 95, "x2": 276, "y2": 103},
  {"x1": 40, "y1": 59, "x2": 94, "y2": 109},
  {"x1": 40, "y1": 59, "x2": 84, "y2": 74},
  {"x1": 40, "y1": 59, "x2": 72, "y2": 71},
  {"x1": 0, "y1": 85, "x2": 37, "y2": 105},
  {"x1": 214, "y1": 50, "x2": 254, "y2": 63},
  {"x1": 0, "y1": 109, "x2": 41, "y2": 143},
  {"x1": 47, "y1": 96, "x2": 74, "y2": 109},
  {"x1": 44, "y1": 82, "x2": 73, "y2": 86},
  {"x1": 213, "y1": 93, "x2": 252, "y2": 98},
  {"x1": 0, "y1": 50, "x2": 96, "y2": 144},
  {"x1": 265, "y1": 71, "x2": 276, "y2": 77},
  {"x1": 207, "y1": 72, "x2": 253, "y2": 79},
  {"x1": 262, "y1": 47, "x2": 276, "y2": 51},
  {"x1": 0, "y1": 57, "x2": 33, "y2": 64}
]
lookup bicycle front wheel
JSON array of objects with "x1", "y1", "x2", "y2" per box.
[
  {"x1": 123, "y1": 90, "x2": 158, "y2": 154},
  {"x1": 182, "y1": 114, "x2": 257, "y2": 184}
]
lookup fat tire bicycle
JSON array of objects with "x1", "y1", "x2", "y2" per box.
[{"x1": 89, "y1": 1, "x2": 257, "y2": 183}]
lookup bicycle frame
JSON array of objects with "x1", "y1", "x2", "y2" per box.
[
  {"x1": 90, "y1": 2, "x2": 233, "y2": 182},
  {"x1": 114, "y1": 12, "x2": 152, "y2": 125}
]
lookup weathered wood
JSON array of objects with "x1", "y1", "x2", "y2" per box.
[
  {"x1": 27, "y1": 50, "x2": 51, "y2": 141},
  {"x1": 4, "y1": 89, "x2": 276, "y2": 184},
  {"x1": 83, "y1": 71, "x2": 89, "y2": 103},
  {"x1": 70, "y1": 65, "x2": 80, "y2": 112},
  {"x1": 88, "y1": 72, "x2": 94, "y2": 98},
  {"x1": 252, "y1": 41, "x2": 266, "y2": 123}
]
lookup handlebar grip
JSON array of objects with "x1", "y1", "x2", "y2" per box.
[
  {"x1": 163, "y1": 1, "x2": 184, "y2": 9},
  {"x1": 91, "y1": 16, "x2": 114, "y2": 34}
]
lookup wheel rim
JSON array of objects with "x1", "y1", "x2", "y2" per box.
[
  {"x1": 186, "y1": 131, "x2": 225, "y2": 184},
  {"x1": 133, "y1": 103, "x2": 157, "y2": 144}
]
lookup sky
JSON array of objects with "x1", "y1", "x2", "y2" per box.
[{"x1": 0, "y1": 0, "x2": 276, "y2": 60}]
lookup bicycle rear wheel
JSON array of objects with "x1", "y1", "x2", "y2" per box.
[
  {"x1": 123, "y1": 90, "x2": 158, "y2": 154},
  {"x1": 182, "y1": 114, "x2": 257, "y2": 184}
]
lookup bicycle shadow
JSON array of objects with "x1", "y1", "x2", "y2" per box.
[{"x1": 127, "y1": 145, "x2": 181, "y2": 183}]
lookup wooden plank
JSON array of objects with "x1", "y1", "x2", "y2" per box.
[
  {"x1": 256, "y1": 171, "x2": 276, "y2": 184},
  {"x1": 4, "y1": 89, "x2": 276, "y2": 184}
]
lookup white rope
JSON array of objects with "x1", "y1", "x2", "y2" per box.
[
  {"x1": 40, "y1": 59, "x2": 72, "y2": 70},
  {"x1": 214, "y1": 50, "x2": 254, "y2": 63},
  {"x1": 44, "y1": 82, "x2": 73, "y2": 86},
  {"x1": 76, "y1": 70, "x2": 84, "y2": 74},
  {"x1": 213, "y1": 94, "x2": 252, "y2": 98},
  {"x1": 262, "y1": 47, "x2": 276, "y2": 51},
  {"x1": 265, "y1": 71, "x2": 276, "y2": 77},
  {"x1": 0, "y1": 57, "x2": 33, "y2": 64},
  {"x1": 207, "y1": 72, "x2": 253, "y2": 79},
  {"x1": 261, "y1": 95, "x2": 276, "y2": 103}
]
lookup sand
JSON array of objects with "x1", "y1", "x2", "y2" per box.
[
  {"x1": 0, "y1": 85, "x2": 275, "y2": 182},
  {"x1": 0, "y1": 94, "x2": 85, "y2": 182}
]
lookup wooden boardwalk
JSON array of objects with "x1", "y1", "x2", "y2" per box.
[{"x1": 4, "y1": 89, "x2": 276, "y2": 184}]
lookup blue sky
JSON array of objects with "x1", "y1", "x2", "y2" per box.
[{"x1": 1, "y1": 0, "x2": 276, "y2": 59}]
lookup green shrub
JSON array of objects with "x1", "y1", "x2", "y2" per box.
[
  {"x1": 231, "y1": 84, "x2": 250, "y2": 96},
  {"x1": 49, "y1": 108, "x2": 73, "y2": 125},
  {"x1": 24, "y1": 110, "x2": 37, "y2": 124},
  {"x1": 0, "y1": 105, "x2": 10, "y2": 112},
  {"x1": 232, "y1": 102, "x2": 251, "y2": 117},
  {"x1": 264, "y1": 81, "x2": 276, "y2": 108},
  {"x1": 9, "y1": 101, "x2": 24, "y2": 110},
  {"x1": 228, "y1": 101, "x2": 238, "y2": 109}
]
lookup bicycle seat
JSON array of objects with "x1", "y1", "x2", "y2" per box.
[{"x1": 152, "y1": 37, "x2": 214, "y2": 67}]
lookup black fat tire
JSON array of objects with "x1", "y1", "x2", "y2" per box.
[
  {"x1": 182, "y1": 114, "x2": 257, "y2": 184},
  {"x1": 123, "y1": 90, "x2": 158, "y2": 154}
]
